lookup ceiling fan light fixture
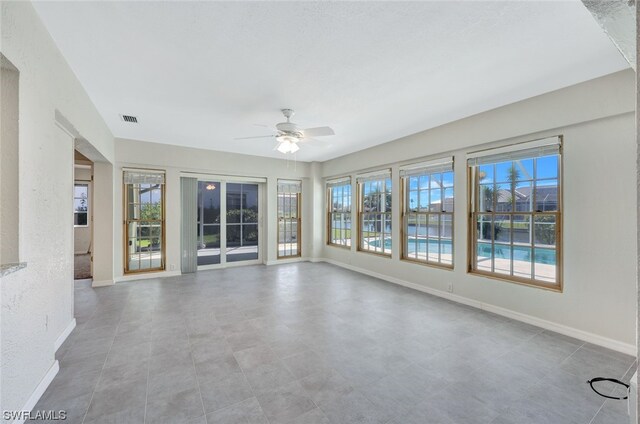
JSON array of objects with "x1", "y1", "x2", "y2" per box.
[
  {"x1": 276, "y1": 139, "x2": 300, "y2": 154},
  {"x1": 277, "y1": 141, "x2": 292, "y2": 154}
]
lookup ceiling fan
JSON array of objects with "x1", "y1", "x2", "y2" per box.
[{"x1": 236, "y1": 109, "x2": 335, "y2": 154}]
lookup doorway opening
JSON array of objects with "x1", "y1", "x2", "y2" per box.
[
  {"x1": 74, "y1": 150, "x2": 93, "y2": 280},
  {"x1": 195, "y1": 179, "x2": 262, "y2": 269}
]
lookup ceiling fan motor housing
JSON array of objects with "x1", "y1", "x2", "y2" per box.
[{"x1": 276, "y1": 122, "x2": 299, "y2": 133}]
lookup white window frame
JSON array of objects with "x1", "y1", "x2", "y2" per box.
[{"x1": 74, "y1": 182, "x2": 90, "y2": 228}]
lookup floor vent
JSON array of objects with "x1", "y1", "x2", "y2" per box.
[{"x1": 120, "y1": 114, "x2": 138, "y2": 123}]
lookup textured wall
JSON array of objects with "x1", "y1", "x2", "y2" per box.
[{"x1": 0, "y1": 1, "x2": 114, "y2": 414}]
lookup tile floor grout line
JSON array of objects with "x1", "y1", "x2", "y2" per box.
[
  {"x1": 587, "y1": 401, "x2": 607, "y2": 424},
  {"x1": 557, "y1": 341, "x2": 586, "y2": 368},
  {"x1": 224, "y1": 330, "x2": 274, "y2": 424},
  {"x1": 80, "y1": 304, "x2": 125, "y2": 424},
  {"x1": 142, "y1": 314, "x2": 153, "y2": 424},
  {"x1": 186, "y1": 318, "x2": 209, "y2": 424}
]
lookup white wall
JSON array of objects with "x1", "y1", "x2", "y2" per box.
[
  {"x1": 113, "y1": 139, "x2": 314, "y2": 280},
  {"x1": 0, "y1": 1, "x2": 114, "y2": 414},
  {"x1": 319, "y1": 70, "x2": 637, "y2": 352}
]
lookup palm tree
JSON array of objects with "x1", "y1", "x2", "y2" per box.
[
  {"x1": 506, "y1": 163, "x2": 521, "y2": 210},
  {"x1": 362, "y1": 182, "x2": 391, "y2": 234},
  {"x1": 478, "y1": 170, "x2": 494, "y2": 212}
]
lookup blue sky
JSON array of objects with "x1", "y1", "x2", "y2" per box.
[{"x1": 479, "y1": 155, "x2": 558, "y2": 186}]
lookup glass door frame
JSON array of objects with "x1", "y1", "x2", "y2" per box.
[
  {"x1": 277, "y1": 180, "x2": 302, "y2": 259},
  {"x1": 193, "y1": 175, "x2": 264, "y2": 270},
  {"x1": 123, "y1": 170, "x2": 166, "y2": 274}
]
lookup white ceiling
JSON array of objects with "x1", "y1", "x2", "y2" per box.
[{"x1": 33, "y1": 1, "x2": 629, "y2": 162}]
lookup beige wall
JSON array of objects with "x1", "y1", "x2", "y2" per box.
[{"x1": 319, "y1": 70, "x2": 637, "y2": 352}]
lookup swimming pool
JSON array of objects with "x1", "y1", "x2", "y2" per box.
[
  {"x1": 369, "y1": 238, "x2": 452, "y2": 254},
  {"x1": 476, "y1": 242, "x2": 555, "y2": 265},
  {"x1": 369, "y1": 238, "x2": 556, "y2": 265}
]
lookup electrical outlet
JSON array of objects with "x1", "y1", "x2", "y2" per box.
[
  {"x1": 170, "y1": 264, "x2": 175, "y2": 271},
  {"x1": 447, "y1": 283, "x2": 453, "y2": 293}
]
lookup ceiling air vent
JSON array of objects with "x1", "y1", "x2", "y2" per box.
[{"x1": 120, "y1": 114, "x2": 138, "y2": 123}]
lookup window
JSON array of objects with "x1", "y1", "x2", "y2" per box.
[
  {"x1": 401, "y1": 158, "x2": 454, "y2": 267},
  {"x1": 124, "y1": 170, "x2": 165, "y2": 273},
  {"x1": 278, "y1": 180, "x2": 302, "y2": 258},
  {"x1": 74, "y1": 183, "x2": 89, "y2": 227},
  {"x1": 357, "y1": 171, "x2": 392, "y2": 255},
  {"x1": 468, "y1": 136, "x2": 562, "y2": 289},
  {"x1": 327, "y1": 177, "x2": 352, "y2": 247}
]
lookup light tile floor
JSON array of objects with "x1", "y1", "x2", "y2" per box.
[{"x1": 33, "y1": 263, "x2": 635, "y2": 424}]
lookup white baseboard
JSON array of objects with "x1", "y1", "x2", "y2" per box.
[
  {"x1": 91, "y1": 279, "x2": 114, "y2": 287},
  {"x1": 16, "y1": 360, "x2": 59, "y2": 423},
  {"x1": 54, "y1": 319, "x2": 76, "y2": 352},
  {"x1": 114, "y1": 270, "x2": 181, "y2": 283},
  {"x1": 265, "y1": 257, "x2": 310, "y2": 266},
  {"x1": 320, "y1": 258, "x2": 636, "y2": 356}
]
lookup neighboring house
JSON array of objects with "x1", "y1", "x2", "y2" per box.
[{"x1": 495, "y1": 186, "x2": 558, "y2": 212}]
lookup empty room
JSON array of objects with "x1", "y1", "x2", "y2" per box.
[{"x1": 1, "y1": 1, "x2": 638, "y2": 423}]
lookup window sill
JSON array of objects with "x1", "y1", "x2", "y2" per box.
[
  {"x1": 468, "y1": 269, "x2": 562, "y2": 292},
  {"x1": 327, "y1": 243, "x2": 351, "y2": 250},
  {"x1": 356, "y1": 249, "x2": 392, "y2": 258},
  {"x1": 1, "y1": 262, "x2": 27, "y2": 277},
  {"x1": 401, "y1": 257, "x2": 454, "y2": 271}
]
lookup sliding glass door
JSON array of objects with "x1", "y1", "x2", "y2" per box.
[
  {"x1": 195, "y1": 180, "x2": 261, "y2": 269},
  {"x1": 197, "y1": 181, "x2": 221, "y2": 266},
  {"x1": 226, "y1": 183, "x2": 259, "y2": 263}
]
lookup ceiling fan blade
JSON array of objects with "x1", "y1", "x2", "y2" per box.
[
  {"x1": 253, "y1": 124, "x2": 277, "y2": 131},
  {"x1": 301, "y1": 126, "x2": 335, "y2": 137},
  {"x1": 234, "y1": 135, "x2": 275, "y2": 140}
]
